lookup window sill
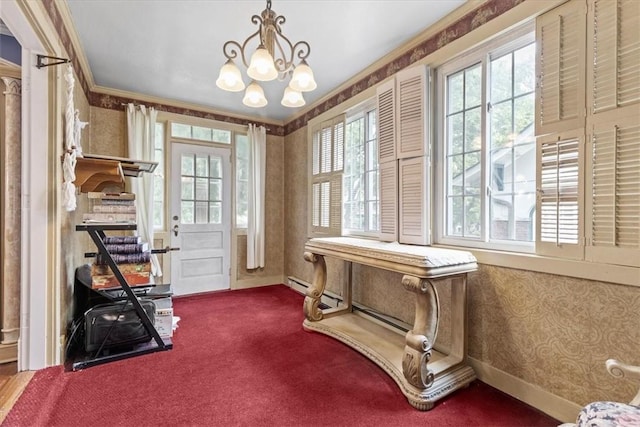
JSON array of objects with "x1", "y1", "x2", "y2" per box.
[{"x1": 432, "y1": 244, "x2": 639, "y2": 288}]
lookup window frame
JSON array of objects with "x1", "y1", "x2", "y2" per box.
[
  {"x1": 343, "y1": 99, "x2": 379, "y2": 238},
  {"x1": 435, "y1": 23, "x2": 537, "y2": 254},
  {"x1": 308, "y1": 115, "x2": 345, "y2": 237},
  {"x1": 153, "y1": 121, "x2": 166, "y2": 231}
]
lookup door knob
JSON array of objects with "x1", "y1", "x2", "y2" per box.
[{"x1": 173, "y1": 224, "x2": 179, "y2": 237}]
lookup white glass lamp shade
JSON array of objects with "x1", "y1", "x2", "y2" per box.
[
  {"x1": 216, "y1": 59, "x2": 245, "y2": 92},
  {"x1": 281, "y1": 86, "x2": 305, "y2": 108},
  {"x1": 247, "y1": 45, "x2": 278, "y2": 81},
  {"x1": 242, "y1": 81, "x2": 268, "y2": 108},
  {"x1": 289, "y1": 60, "x2": 317, "y2": 92}
]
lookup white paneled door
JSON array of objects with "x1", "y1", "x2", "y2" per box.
[{"x1": 170, "y1": 143, "x2": 231, "y2": 295}]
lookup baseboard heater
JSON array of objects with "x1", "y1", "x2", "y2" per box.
[{"x1": 287, "y1": 276, "x2": 410, "y2": 333}]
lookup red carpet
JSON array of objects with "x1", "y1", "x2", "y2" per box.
[{"x1": 3, "y1": 285, "x2": 559, "y2": 426}]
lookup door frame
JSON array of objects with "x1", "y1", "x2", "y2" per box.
[
  {"x1": 169, "y1": 142, "x2": 232, "y2": 294},
  {"x1": 2, "y1": 0, "x2": 57, "y2": 369}
]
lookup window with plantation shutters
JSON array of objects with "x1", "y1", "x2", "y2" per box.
[
  {"x1": 343, "y1": 102, "x2": 379, "y2": 236},
  {"x1": 584, "y1": 0, "x2": 640, "y2": 267},
  {"x1": 309, "y1": 116, "x2": 345, "y2": 236},
  {"x1": 438, "y1": 25, "x2": 536, "y2": 252},
  {"x1": 535, "y1": 0, "x2": 586, "y2": 136},
  {"x1": 536, "y1": 132, "x2": 583, "y2": 259},
  {"x1": 376, "y1": 64, "x2": 430, "y2": 244},
  {"x1": 533, "y1": 0, "x2": 640, "y2": 268}
]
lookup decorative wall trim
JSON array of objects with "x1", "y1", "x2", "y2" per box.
[
  {"x1": 283, "y1": 0, "x2": 525, "y2": 135},
  {"x1": 41, "y1": 0, "x2": 91, "y2": 99},
  {"x1": 88, "y1": 91, "x2": 286, "y2": 136},
  {"x1": 44, "y1": 0, "x2": 523, "y2": 137}
]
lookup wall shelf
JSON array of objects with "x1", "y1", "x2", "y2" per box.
[
  {"x1": 73, "y1": 154, "x2": 158, "y2": 193},
  {"x1": 74, "y1": 157, "x2": 125, "y2": 193}
]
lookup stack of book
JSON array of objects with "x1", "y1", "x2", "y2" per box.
[
  {"x1": 91, "y1": 235, "x2": 152, "y2": 289},
  {"x1": 83, "y1": 192, "x2": 137, "y2": 224}
]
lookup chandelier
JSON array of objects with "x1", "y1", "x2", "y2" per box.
[{"x1": 215, "y1": 0, "x2": 317, "y2": 108}]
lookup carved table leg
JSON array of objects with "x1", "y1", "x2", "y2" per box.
[
  {"x1": 401, "y1": 275, "x2": 439, "y2": 392},
  {"x1": 303, "y1": 252, "x2": 326, "y2": 321}
]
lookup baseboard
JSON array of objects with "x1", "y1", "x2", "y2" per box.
[
  {"x1": 288, "y1": 275, "x2": 581, "y2": 423},
  {"x1": 468, "y1": 357, "x2": 581, "y2": 423},
  {"x1": 0, "y1": 344, "x2": 17, "y2": 365},
  {"x1": 233, "y1": 275, "x2": 287, "y2": 290},
  {"x1": 287, "y1": 276, "x2": 343, "y2": 309}
]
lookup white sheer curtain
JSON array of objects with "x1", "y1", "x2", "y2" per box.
[
  {"x1": 126, "y1": 103, "x2": 162, "y2": 277},
  {"x1": 247, "y1": 124, "x2": 266, "y2": 269}
]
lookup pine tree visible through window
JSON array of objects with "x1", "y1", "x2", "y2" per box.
[{"x1": 441, "y1": 28, "x2": 536, "y2": 248}]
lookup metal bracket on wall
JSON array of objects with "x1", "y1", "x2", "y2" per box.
[{"x1": 36, "y1": 54, "x2": 70, "y2": 69}]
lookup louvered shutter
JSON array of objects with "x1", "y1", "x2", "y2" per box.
[
  {"x1": 376, "y1": 65, "x2": 431, "y2": 243},
  {"x1": 309, "y1": 116, "x2": 345, "y2": 236},
  {"x1": 535, "y1": 0, "x2": 586, "y2": 136},
  {"x1": 397, "y1": 65, "x2": 429, "y2": 159},
  {"x1": 590, "y1": 0, "x2": 640, "y2": 115},
  {"x1": 536, "y1": 131, "x2": 584, "y2": 259},
  {"x1": 584, "y1": 0, "x2": 640, "y2": 267},
  {"x1": 379, "y1": 160, "x2": 398, "y2": 242},
  {"x1": 377, "y1": 79, "x2": 396, "y2": 163},
  {"x1": 399, "y1": 156, "x2": 430, "y2": 245},
  {"x1": 586, "y1": 113, "x2": 640, "y2": 267}
]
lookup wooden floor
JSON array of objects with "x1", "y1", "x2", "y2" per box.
[{"x1": 0, "y1": 362, "x2": 33, "y2": 424}]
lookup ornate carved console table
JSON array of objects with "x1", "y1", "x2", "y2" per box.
[{"x1": 303, "y1": 237, "x2": 478, "y2": 410}]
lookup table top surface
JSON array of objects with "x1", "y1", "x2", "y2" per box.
[{"x1": 306, "y1": 237, "x2": 477, "y2": 273}]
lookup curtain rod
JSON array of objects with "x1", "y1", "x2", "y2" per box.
[{"x1": 36, "y1": 54, "x2": 70, "y2": 69}]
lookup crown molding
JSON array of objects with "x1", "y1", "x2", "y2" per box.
[
  {"x1": 49, "y1": 0, "x2": 532, "y2": 137},
  {"x1": 90, "y1": 85, "x2": 286, "y2": 136},
  {"x1": 53, "y1": 0, "x2": 95, "y2": 89}
]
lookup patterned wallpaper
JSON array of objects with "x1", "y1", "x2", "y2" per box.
[
  {"x1": 45, "y1": 0, "x2": 640, "y2": 411},
  {"x1": 236, "y1": 135, "x2": 285, "y2": 281},
  {"x1": 283, "y1": 125, "x2": 640, "y2": 408},
  {"x1": 468, "y1": 265, "x2": 640, "y2": 405}
]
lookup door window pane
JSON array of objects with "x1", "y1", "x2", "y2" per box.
[
  {"x1": 181, "y1": 177, "x2": 194, "y2": 199},
  {"x1": 210, "y1": 202, "x2": 222, "y2": 224},
  {"x1": 181, "y1": 201, "x2": 194, "y2": 224},
  {"x1": 182, "y1": 155, "x2": 194, "y2": 175},
  {"x1": 180, "y1": 152, "x2": 225, "y2": 225},
  {"x1": 195, "y1": 201, "x2": 208, "y2": 224}
]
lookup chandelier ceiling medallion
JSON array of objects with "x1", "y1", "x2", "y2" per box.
[{"x1": 216, "y1": 0, "x2": 317, "y2": 108}]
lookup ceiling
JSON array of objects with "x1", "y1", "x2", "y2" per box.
[{"x1": 65, "y1": 0, "x2": 466, "y2": 123}]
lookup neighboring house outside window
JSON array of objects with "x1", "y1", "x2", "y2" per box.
[{"x1": 437, "y1": 24, "x2": 536, "y2": 252}]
